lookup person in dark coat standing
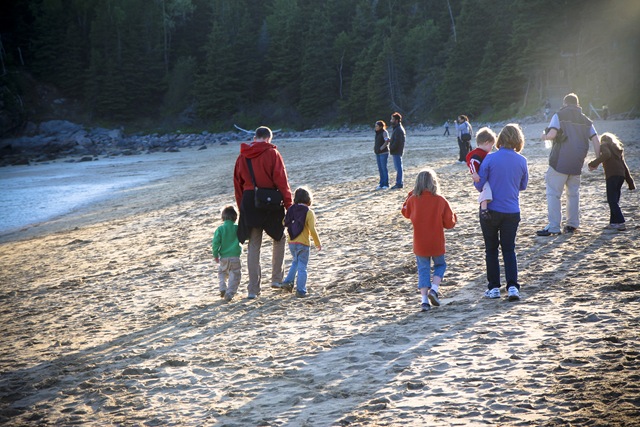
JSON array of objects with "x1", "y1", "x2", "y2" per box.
[{"x1": 389, "y1": 112, "x2": 406, "y2": 189}]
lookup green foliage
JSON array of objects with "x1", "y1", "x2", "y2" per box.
[
  {"x1": 162, "y1": 56, "x2": 196, "y2": 116},
  {"x1": 265, "y1": 0, "x2": 303, "y2": 106},
  {"x1": 5, "y1": 0, "x2": 639, "y2": 127}
]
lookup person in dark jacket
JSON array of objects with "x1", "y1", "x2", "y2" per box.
[
  {"x1": 373, "y1": 120, "x2": 390, "y2": 190},
  {"x1": 389, "y1": 112, "x2": 406, "y2": 189},
  {"x1": 233, "y1": 126, "x2": 292, "y2": 299},
  {"x1": 456, "y1": 115, "x2": 473, "y2": 163},
  {"x1": 588, "y1": 132, "x2": 635, "y2": 231}
]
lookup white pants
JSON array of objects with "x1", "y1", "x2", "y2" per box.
[
  {"x1": 477, "y1": 181, "x2": 493, "y2": 204},
  {"x1": 218, "y1": 257, "x2": 241, "y2": 296},
  {"x1": 545, "y1": 166, "x2": 581, "y2": 232}
]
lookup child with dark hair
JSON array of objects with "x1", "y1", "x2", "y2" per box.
[
  {"x1": 402, "y1": 169, "x2": 457, "y2": 312},
  {"x1": 212, "y1": 205, "x2": 242, "y2": 301},
  {"x1": 466, "y1": 127, "x2": 496, "y2": 220},
  {"x1": 275, "y1": 187, "x2": 321, "y2": 297},
  {"x1": 588, "y1": 132, "x2": 635, "y2": 230}
]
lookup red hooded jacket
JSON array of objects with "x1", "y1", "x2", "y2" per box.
[{"x1": 234, "y1": 141, "x2": 292, "y2": 209}]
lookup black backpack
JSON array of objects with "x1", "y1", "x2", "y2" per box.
[{"x1": 284, "y1": 204, "x2": 309, "y2": 239}]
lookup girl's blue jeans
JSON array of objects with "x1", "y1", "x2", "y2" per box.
[
  {"x1": 376, "y1": 153, "x2": 389, "y2": 187},
  {"x1": 284, "y1": 243, "x2": 310, "y2": 293},
  {"x1": 416, "y1": 255, "x2": 446, "y2": 289}
]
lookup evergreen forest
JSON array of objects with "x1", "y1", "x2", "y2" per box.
[{"x1": 1, "y1": 0, "x2": 639, "y2": 133}]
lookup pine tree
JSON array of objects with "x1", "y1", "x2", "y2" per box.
[{"x1": 265, "y1": 0, "x2": 303, "y2": 106}]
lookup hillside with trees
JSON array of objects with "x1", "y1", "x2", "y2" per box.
[{"x1": 1, "y1": 0, "x2": 638, "y2": 134}]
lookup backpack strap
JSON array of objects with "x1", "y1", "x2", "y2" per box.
[{"x1": 245, "y1": 158, "x2": 257, "y2": 189}]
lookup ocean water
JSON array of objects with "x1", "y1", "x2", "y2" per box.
[{"x1": 0, "y1": 157, "x2": 171, "y2": 236}]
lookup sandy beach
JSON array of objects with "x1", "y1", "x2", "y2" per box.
[{"x1": 1, "y1": 119, "x2": 639, "y2": 426}]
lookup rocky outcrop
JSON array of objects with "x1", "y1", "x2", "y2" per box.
[
  {"x1": 0, "y1": 120, "x2": 249, "y2": 166},
  {"x1": 0, "y1": 120, "x2": 375, "y2": 167}
]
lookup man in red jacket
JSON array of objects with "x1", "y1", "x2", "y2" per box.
[{"x1": 234, "y1": 126, "x2": 292, "y2": 299}]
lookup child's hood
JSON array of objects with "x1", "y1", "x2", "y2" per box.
[
  {"x1": 240, "y1": 141, "x2": 277, "y2": 159},
  {"x1": 605, "y1": 140, "x2": 624, "y2": 157}
]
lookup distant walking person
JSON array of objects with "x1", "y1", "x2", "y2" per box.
[
  {"x1": 373, "y1": 120, "x2": 390, "y2": 190},
  {"x1": 456, "y1": 115, "x2": 473, "y2": 163},
  {"x1": 588, "y1": 132, "x2": 635, "y2": 231},
  {"x1": 234, "y1": 126, "x2": 293, "y2": 299},
  {"x1": 443, "y1": 120, "x2": 450, "y2": 136},
  {"x1": 544, "y1": 99, "x2": 551, "y2": 121},
  {"x1": 389, "y1": 112, "x2": 406, "y2": 189},
  {"x1": 538, "y1": 93, "x2": 601, "y2": 236}
]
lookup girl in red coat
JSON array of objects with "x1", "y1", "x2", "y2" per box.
[{"x1": 402, "y1": 169, "x2": 457, "y2": 312}]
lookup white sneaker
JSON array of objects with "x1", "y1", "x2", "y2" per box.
[
  {"x1": 604, "y1": 223, "x2": 626, "y2": 230},
  {"x1": 507, "y1": 286, "x2": 520, "y2": 301},
  {"x1": 484, "y1": 288, "x2": 500, "y2": 299}
]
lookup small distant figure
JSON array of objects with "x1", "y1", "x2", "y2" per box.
[
  {"x1": 401, "y1": 169, "x2": 457, "y2": 312},
  {"x1": 466, "y1": 127, "x2": 497, "y2": 221},
  {"x1": 602, "y1": 104, "x2": 609, "y2": 120},
  {"x1": 389, "y1": 112, "x2": 406, "y2": 189},
  {"x1": 456, "y1": 115, "x2": 473, "y2": 163},
  {"x1": 373, "y1": 120, "x2": 390, "y2": 190},
  {"x1": 544, "y1": 99, "x2": 551, "y2": 121},
  {"x1": 588, "y1": 132, "x2": 635, "y2": 231},
  {"x1": 274, "y1": 187, "x2": 322, "y2": 298},
  {"x1": 212, "y1": 206, "x2": 242, "y2": 302},
  {"x1": 443, "y1": 120, "x2": 450, "y2": 136}
]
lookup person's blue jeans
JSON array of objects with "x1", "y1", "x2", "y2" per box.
[
  {"x1": 391, "y1": 154, "x2": 403, "y2": 187},
  {"x1": 376, "y1": 153, "x2": 389, "y2": 187},
  {"x1": 284, "y1": 243, "x2": 310, "y2": 293},
  {"x1": 480, "y1": 210, "x2": 521, "y2": 290},
  {"x1": 416, "y1": 255, "x2": 447, "y2": 289},
  {"x1": 606, "y1": 175, "x2": 625, "y2": 224}
]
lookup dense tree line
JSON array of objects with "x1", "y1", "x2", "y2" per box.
[{"x1": 1, "y1": 0, "x2": 638, "y2": 131}]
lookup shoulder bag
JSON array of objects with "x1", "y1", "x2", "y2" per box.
[{"x1": 246, "y1": 158, "x2": 283, "y2": 211}]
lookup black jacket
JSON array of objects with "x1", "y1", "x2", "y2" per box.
[
  {"x1": 389, "y1": 124, "x2": 406, "y2": 155},
  {"x1": 237, "y1": 190, "x2": 285, "y2": 244}
]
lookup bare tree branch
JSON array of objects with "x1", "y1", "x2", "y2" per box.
[{"x1": 447, "y1": 0, "x2": 457, "y2": 43}]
